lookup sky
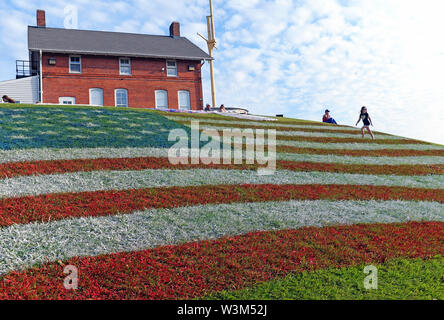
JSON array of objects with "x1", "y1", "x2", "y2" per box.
[{"x1": 0, "y1": 0, "x2": 443, "y2": 144}]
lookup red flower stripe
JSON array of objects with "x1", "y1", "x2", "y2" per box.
[
  {"x1": 178, "y1": 120, "x2": 392, "y2": 136},
  {"x1": 0, "y1": 221, "x2": 442, "y2": 299},
  {"x1": 1, "y1": 157, "x2": 442, "y2": 179},
  {"x1": 0, "y1": 184, "x2": 442, "y2": 227}
]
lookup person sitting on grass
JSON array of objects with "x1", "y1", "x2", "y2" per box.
[
  {"x1": 219, "y1": 104, "x2": 227, "y2": 112},
  {"x1": 322, "y1": 109, "x2": 337, "y2": 124},
  {"x1": 204, "y1": 104, "x2": 211, "y2": 111},
  {"x1": 356, "y1": 106, "x2": 375, "y2": 139},
  {"x1": 2, "y1": 95, "x2": 16, "y2": 103}
]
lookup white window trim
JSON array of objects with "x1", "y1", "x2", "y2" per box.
[
  {"x1": 69, "y1": 55, "x2": 82, "y2": 74},
  {"x1": 89, "y1": 88, "x2": 104, "y2": 106},
  {"x1": 114, "y1": 88, "x2": 129, "y2": 108},
  {"x1": 155, "y1": 90, "x2": 169, "y2": 109},
  {"x1": 166, "y1": 60, "x2": 177, "y2": 77},
  {"x1": 59, "y1": 97, "x2": 76, "y2": 105},
  {"x1": 178, "y1": 90, "x2": 191, "y2": 110},
  {"x1": 119, "y1": 57, "x2": 131, "y2": 75}
]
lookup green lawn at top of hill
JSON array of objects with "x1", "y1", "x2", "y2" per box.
[
  {"x1": 201, "y1": 256, "x2": 444, "y2": 300},
  {"x1": 1, "y1": 103, "x2": 438, "y2": 144},
  {"x1": 0, "y1": 104, "x2": 193, "y2": 150}
]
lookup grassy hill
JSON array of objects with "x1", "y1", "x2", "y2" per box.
[{"x1": 0, "y1": 104, "x2": 442, "y2": 300}]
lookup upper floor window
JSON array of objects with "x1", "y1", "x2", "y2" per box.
[
  {"x1": 119, "y1": 58, "x2": 131, "y2": 75},
  {"x1": 115, "y1": 89, "x2": 128, "y2": 107},
  {"x1": 166, "y1": 60, "x2": 177, "y2": 77},
  {"x1": 69, "y1": 56, "x2": 81, "y2": 73}
]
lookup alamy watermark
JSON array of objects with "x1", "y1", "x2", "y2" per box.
[
  {"x1": 64, "y1": 5, "x2": 78, "y2": 29},
  {"x1": 363, "y1": 265, "x2": 378, "y2": 290},
  {"x1": 168, "y1": 120, "x2": 276, "y2": 175},
  {"x1": 63, "y1": 265, "x2": 79, "y2": 290}
]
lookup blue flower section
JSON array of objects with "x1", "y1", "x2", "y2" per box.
[{"x1": 0, "y1": 107, "x2": 196, "y2": 150}]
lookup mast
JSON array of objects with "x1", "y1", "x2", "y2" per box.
[{"x1": 198, "y1": 0, "x2": 217, "y2": 108}]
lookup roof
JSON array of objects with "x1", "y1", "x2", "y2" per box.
[{"x1": 28, "y1": 26, "x2": 212, "y2": 61}]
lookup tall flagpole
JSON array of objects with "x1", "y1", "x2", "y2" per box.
[{"x1": 198, "y1": 0, "x2": 217, "y2": 108}]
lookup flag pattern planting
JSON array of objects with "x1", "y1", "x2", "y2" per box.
[{"x1": 0, "y1": 105, "x2": 443, "y2": 300}]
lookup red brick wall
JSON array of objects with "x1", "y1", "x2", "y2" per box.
[
  {"x1": 41, "y1": 53, "x2": 204, "y2": 110},
  {"x1": 37, "y1": 10, "x2": 46, "y2": 27}
]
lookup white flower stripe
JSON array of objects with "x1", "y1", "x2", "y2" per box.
[
  {"x1": 1, "y1": 147, "x2": 442, "y2": 166},
  {"x1": 0, "y1": 199, "x2": 442, "y2": 275},
  {"x1": 274, "y1": 141, "x2": 444, "y2": 150},
  {"x1": 0, "y1": 169, "x2": 442, "y2": 199},
  {"x1": 275, "y1": 153, "x2": 444, "y2": 165}
]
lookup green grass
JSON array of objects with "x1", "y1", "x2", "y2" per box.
[
  {"x1": 201, "y1": 256, "x2": 444, "y2": 300},
  {"x1": 0, "y1": 104, "x2": 192, "y2": 150},
  {"x1": 0, "y1": 103, "x2": 159, "y2": 113}
]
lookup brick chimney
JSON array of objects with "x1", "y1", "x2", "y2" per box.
[
  {"x1": 169, "y1": 22, "x2": 180, "y2": 38},
  {"x1": 37, "y1": 9, "x2": 46, "y2": 27}
]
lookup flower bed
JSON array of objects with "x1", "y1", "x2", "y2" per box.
[
  {"x1": 0, "y1": 184, "x2": 442, "y2": 227},
  {"x1": 0, "y1": 222, "x2": 442, "y2": 299}
]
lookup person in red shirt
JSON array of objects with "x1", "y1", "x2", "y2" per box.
[{"x1": 322, "y1": 109, "x2": 337, "y2": 124}]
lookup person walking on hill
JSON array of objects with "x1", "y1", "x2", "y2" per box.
[
  {"x1": 322, "y1": 109, "x2": 337, "y2": 124},
  {"x1": 356, "y1": 106, "x2": 375, "y2": 139}
]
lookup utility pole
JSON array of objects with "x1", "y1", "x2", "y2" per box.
[{"x1": 198, "y1": 0, "x2": 217, "y2": 108}]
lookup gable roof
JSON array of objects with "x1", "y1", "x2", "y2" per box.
[{"x1": 28, "y1": 26, "x2": 212, "y2": 61}]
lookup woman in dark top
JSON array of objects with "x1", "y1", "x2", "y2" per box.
[{"x1": 355, "y1": 106, "x2": 374, "y2": 139}]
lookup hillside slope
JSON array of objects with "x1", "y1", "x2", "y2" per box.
[{"x1": 0, "y1": 104, "x2": 443, "y2": 300}]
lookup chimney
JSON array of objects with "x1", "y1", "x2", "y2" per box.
[
  {"x1": 37, "y1": 9, "x2": 46, "y2": 27},
  {"x1": 169, "y1": 22, "x2": 180, "y2": 38}
]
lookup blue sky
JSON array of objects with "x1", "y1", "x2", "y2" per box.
[{"x1": 0, "y1": 0, "x2": 443, "y2": 144}]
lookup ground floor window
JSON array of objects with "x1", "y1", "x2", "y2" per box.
[
  {"x1": 59, "y1": 97, "x2": 76, "y2": 105},
  {"x1": 155, "y1": 90, "x2": 168, "y2": 109},
  {"x1": 178, "y1": 90, "x2": 191, "y2": 110},
  {"x1": 115, "y1": 89, "x2": 128, "y2": 107},
  {"x1": 89, "y1": 88, "x2": 104, "y2": 106}
]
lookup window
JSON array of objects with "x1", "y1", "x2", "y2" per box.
[
  {"x1": 59, "y1": 97, "x2": 76, "y2": 105},
  {"x1": 115, "y1": 89, "x2": 128, "y2": 107},
  {"x1": 119, "y1": 58, "x2": 131, "y2": 75},
  {"x1": 155, "y1": 90, "x2": 168, "y2": 109},
  {"x1": 69, "y1": 56, "x2": 81, "y2": 73},
  {"x1": 89, "y1": 88, "x2": 104, "y2": 106},
  {"x1": 166, "y1": 60, "x2": 177, "y2": 76},
  {"x1": 178, "y1": 90, "x2": 191, "y2": 110}
]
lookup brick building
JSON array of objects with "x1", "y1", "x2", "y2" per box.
[{"x1": 5, "y1": 10, "x2": 212, "y2": 109}]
